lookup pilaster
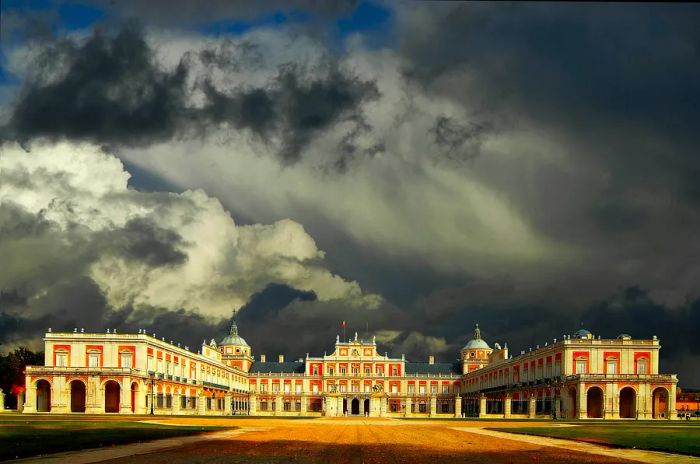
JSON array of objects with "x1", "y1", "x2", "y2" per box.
[
  {"x1": 301, "y1": 395, "x2": 307, "y2": 415},
  {"x1": 454, "y1": 395, "x2": 461, "y2": 418},
  {"x1": 173, "y1": 394, "x2": 182, "y2": 415},
  {"x1": 429, "y1": 395, "x2": 437, "y2": 417},
  {"x1": 249, "y1": 393, "x2": 257, "y2": 415},
  {"x1": 478, "y1": 394, "x2": 487, "y2": 418},
  {"x1": 275, "y1": 395, "x2": 282, "y2": 415},
  {"x1": 528, "y1": 394, "x2": 536, "y2": 418},
  {"x1": 23, "y1": 386, "x2": 37, "y2": 413},
  {"x1": 504, "y1": 394, "x2": 512, "y2": 418},
  {"x1": 405, "y1": 396, "x2": 412, "y2": 417}
]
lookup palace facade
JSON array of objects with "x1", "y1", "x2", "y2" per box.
[{"x1": 23, "y1": 322, "x2": 679, "y2": 419}]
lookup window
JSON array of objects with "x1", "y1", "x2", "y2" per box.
[
  {"x1": 431, "y1": 385, "x2": 437, "y2": 394},
  {"x1": 260, "y1": 383, "x2": 267, "y2": 393},
  {"x1": 391, "y1": 384, "x2": 398, "y2": 393},
  {"x1": 284, "y1": 383, "x2": 290, "y2": 393},
  {"x1": 166, "y1": 361, "x2": 171, "y2": 375},
  {"x1": 272, "y1": 383, "x2": 279, "y2": 392},
  {"x1": 328, "y1": 367, "x2": 334, "y2": 375},
  {"x1": 296, "y1": 384, "x2": 302, "y2": 393},
  {"x1": 442, "y1": 385, "x2": 449, "y2": 394},
  {"x1": 147, "y1": 356, "x2": 153, "y2": 372},
  {"x1": 419, "y1": 385, "x2": 426, "y2": 394},
  {"x1": 56, "y1": 352, "x2": 68, "y2": 367},
  {"x1": 606, "y1": 359, "x2": 617, "y2": 375},
  {"x1": 339, "y1": 384, "x2": 346, "y2": 392},
  {"x1": 88, "y1": 352, "x2": 100, "y2": 368},
  {"x1": 637, "y1": 358, "x2": 648, "y2": 374},
  {"x1": 120, "y1": 352, "x2": 133, "y2": 368},
  {"x1": 157, "y1": 359, "x2": 163, "y2": 373},
  {"x1": 365, "y1": 367, "x2": 371, "y2": 375},
  {"x1": 408, "y1": 385, "x2": 415, "y2": 394},
  {"x1": 575, "y1": 360, "x2": 587, "y2": 374},
  {"x1": 391, "y1": 367, "x2": 398, "y2": 376},
  {"x1": 352, "y1": 383, "x2": 359, "y2": 392},
  {"x1": 352, "y1": 366, "x2": 358, "y2": 375},
  {"x1": 377, "y1": 367, "x2": 384, "y2": 376},
  {"x1": 312, "y1": 384, "x2": 319, "y2": 394},
  {"x1": 340, "y1": 367, "x2": 346, "y2": 375},
  {"x1": 312, "y1": 366, "x2": 319, "y2": 375},
  {"x1": 364, "y1": 384, "x2": 371, "y2": 392}
]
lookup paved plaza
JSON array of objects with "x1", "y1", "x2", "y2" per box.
[{"x1": 14, "y1": 417, "x2": 700, "y2": 464}]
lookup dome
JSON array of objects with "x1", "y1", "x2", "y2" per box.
[
  {"x1": 219, "y1": 320, "x2": 249, "y2": 347},
  {"x1": 462, "y1": 323, "x2": 491, "y2": 351},
  {"x1": 573, "y1": 328, "x2": 592, "y2": 339}
]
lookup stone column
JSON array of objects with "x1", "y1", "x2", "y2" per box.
[
  {"x1": 249, "y1": 393, "x2": 257, "y2": 415},
  {"x1": 23, "y1": 385, "x2": 37, "y2": 413},
  {"x1": 454, "y1": 395, "x2": 461, "y2": 418},
  {"x1": 338, "y1": 396, "x2": 345, "y2": 416},
  {"x1": 578, "y1": 384, "x2": 587, "y2": 419},
  {"x1": 274, "y1": 395, "x2": 282, "y2": 415},
  {"x1": 86, "y1": 376, "x2": 102, "y2": 414},
  {"x1": 504, "y1": 394, "x2": 512, "y2": 418},
  {"x1": 301, "y1": 395, "x2": 307, "y2": 415},
  {"x1": 554, "y1": 393, "x2": 561, "y2": 419},
  {"x1": 173, "y1": 393, "x2": 182, "y2": 415},
  {"x1": 478, "y1": 394, "x2": 487, "y2": 418},
  {"x1": 380, "y1": 395, "x2": 388, "y2": 417},
  {"x1": 669, "y1": 383, "x2": 678, "y2": 420},
  {"x1": 429, "y1": 395, "x2": 437, "y2": 417},
  {"x1": 405, "y1": 396, "x2": 412, "y2": 417},
  {"x1": 197, "y1": 394, "x2": 206, "y2": 416},
  {"x1": 528, "y1": 394, "x2": 536, "y2": 418}
]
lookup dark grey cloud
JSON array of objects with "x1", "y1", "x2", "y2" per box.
[
  {"x1": 4, "y1": 23, "x2": 189, "y2": 146},
  {"x1": 429, "y1": 115, "x2": 490, "y2": 163},
  {"x1": 3, "y1": 24, "x2": 379, "y2": 165},
  {"x1": 102, "y1": 217, "x2": 188, "y2": 267},
  {"x1": 199, "y1": 62, "x2": 379, "y2": 163},
  {"x1": 237, "y1": 283, "x2": 317, "y2": 324}
]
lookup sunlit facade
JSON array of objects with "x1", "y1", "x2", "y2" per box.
[{"x1": 23, "y1": 322, "x2": 678, "y2": 419}]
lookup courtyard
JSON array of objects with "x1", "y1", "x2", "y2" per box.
[{"x1": 3, "y1": 415, "x2": 700, "y2": 463}]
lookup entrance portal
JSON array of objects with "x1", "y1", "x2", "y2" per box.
[
  {"x1": 587, "y1": 386, "x2": 603, "y2": 418},
  {"x1": 131, "y1": 382, "x2": 138, "y2": 413},
  {"x1": 619, "y1": 387, "x2": 636, "y2": 418},
  {"x1": 351, "y1": 398, "x2": 360, "y2": 415},
  {"x1": 652, "y1": 387, "x2": 669, "y2": 418},
  {"x1": 364, "y1": 398, "x2": 370, "y2": 415},
  {"x1": 105, "y1": 381, "x2": 120, "y2": 413},
  {"x1": 70, "y1": 380, "x2": 86, "y2": 413},
  {"x1": 36, "y1": 380, "x2": 51, "y2": 412}
]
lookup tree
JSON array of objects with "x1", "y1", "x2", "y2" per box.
[{"x1": 0, "y1": 348, "x2": 44, "y2": 409}]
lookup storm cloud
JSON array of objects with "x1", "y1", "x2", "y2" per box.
[{"x1": 2, "y1": 1, "x2": 700, "y2": 388}]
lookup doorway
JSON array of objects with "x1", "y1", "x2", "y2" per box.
[
  {"x1": 36, "y1": 380, "x2": 51, "y2": 412},
  {"x1": 351, "y1": 398, "x2": 360, "y2": 415},
  {"x1": 70, "y1": 380, "x2": 86, "y2": 413},
  {"x1": 105, "y1": 381, "x2": 120, "y2": 413},
  {"x1": 363, "y1": 398, "x2": 370, "y2": 415}
]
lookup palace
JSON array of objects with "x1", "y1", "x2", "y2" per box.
[{"x1": 23, "y1": 322, "x2": 679, "y2": 419}]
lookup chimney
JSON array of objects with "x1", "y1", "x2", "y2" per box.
[
  {"x1": 279, "y1": 354, "x2": 284, "y2": 363},
  {"x1": 260, "y1": 354, "x2": 266, "y2": 362},
  {"x1": 428, "y1": 355, "x2": 435, "y2": 365}
]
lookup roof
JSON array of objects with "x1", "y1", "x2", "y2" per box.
[
  {"x1": 248, "y1": 361, "x2": 305, "y2": 374},
  {"x1": 219, "y1": 320, "x2": 249, "y2": 347},
  {"x1": 405, "y1": 362, "x2": 461, "y2": 376},
  {"x1": 462, "y1": 338, "x2": 491, "y2": 350}
]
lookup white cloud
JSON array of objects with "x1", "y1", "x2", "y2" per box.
[{"x1": 0, "y1": 141, "x2": 379, "y2": 317}]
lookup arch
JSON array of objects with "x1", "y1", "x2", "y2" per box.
[
  {"x1": 586, "y1": 386, "x2": 603, "y2": 418},
  {"x1": 567, "y1": 387, "x2": 577, "y2": 419},
  {"x1": 130, "y1": 382, "x2": 138, "y2": 413},
  {"x1": 70, "y1": 380, "x2": 86, "y2": 413},
  {"x1": 652, "y1": 387, "x2": 669, "y2": 419},
  {"x1": 104, "y1": 380, "x2": 120, "y2": 413},
  {"x1": 36, "y1": 379, "x2": 51, "y2": 412},
  {"x1": 619, "y1": 387, "x2": 636, "y2": 418},
  {"x1": 363, "y1": 398, "x2": 370, "y2": 415},
  {"x1": 351, "y1": 398, "x2": 360, "y2": 415}
]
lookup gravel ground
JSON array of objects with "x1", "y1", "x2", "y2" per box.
[{"x1": 96, "y1": 417, "x2": 640, "y2": 464}]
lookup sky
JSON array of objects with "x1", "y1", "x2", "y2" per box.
[{"x1": 1, "y1": 1, "x2": 700, "y2": 387}]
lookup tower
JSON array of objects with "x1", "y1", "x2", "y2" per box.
[
  {"x1": 460, "y1": 323, "x2": 492, "y2": 374},
  {"x1": 219, "y1": 316, "x2": 253, "y2": 372}
]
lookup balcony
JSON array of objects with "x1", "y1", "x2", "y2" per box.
[{"x1": 566, "y1": 373, "x2": 676, "y2": 382}]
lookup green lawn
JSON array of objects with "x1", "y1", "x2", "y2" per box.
[
  {"x1": 0, "y1": 419, "x2": 227, "y2": 460},
  {"x1": 490, "y1": 425, "x2": 700, "y2": 457}
]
